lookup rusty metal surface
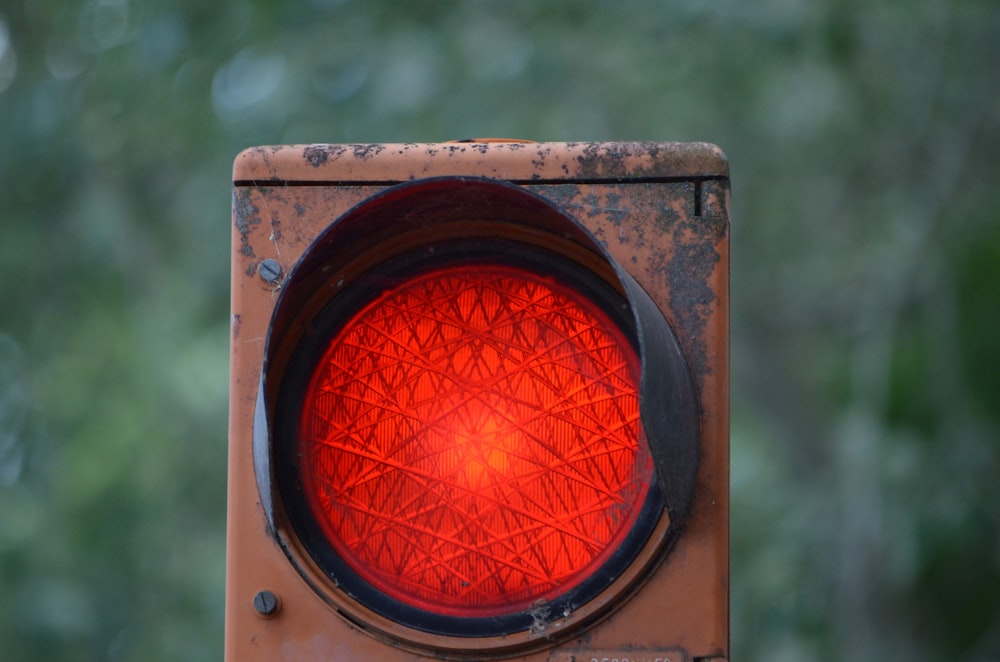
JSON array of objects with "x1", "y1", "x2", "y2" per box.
[{"x1": 227, "y1": 142, "x2": 729, "y2": 661}]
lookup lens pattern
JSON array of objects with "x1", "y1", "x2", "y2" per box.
[{"x1": 299, "y1": 264, "x2": 652, "y2": 616}]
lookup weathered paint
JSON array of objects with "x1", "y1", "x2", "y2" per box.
[
  {"x1": 232, "y1": 141, "x2": 728, "y2": 183},
  {"x1": 227, "y1": 141, "x2": 730, "y2": 661}
]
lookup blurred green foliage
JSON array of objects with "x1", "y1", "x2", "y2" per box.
[{"x1": 1, "y1": 0, "x2": 998, "y2": 660}]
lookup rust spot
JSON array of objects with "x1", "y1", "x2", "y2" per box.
[
  {"x1": 665, "y1": 236, "x2": 718, "y2": 380},
  {"x1": 579, "y1": 191, "x2": 602, "y2": 219},
  {"x1": 351, "y1": 143, "x2": 386, "y2": 160},
  {"x1": 575, "y1": 142, "x2": 631, "y2": 179},
  {"x1": 573, "y1": 141, "x2": 716, "y2": 181},
  {"x1": 700, "y1": 180, "x2": 731, "y2": 238},
  {"x1": 234, "y1": 189, "x2": 261, "y2": 258},
  {"x1": 660, "y1": 184, "x2": 728, "y2": 381},
  {"x1": 603, "y1": 192, "x2": 627, "y2": 227},
  {"x1": 652, "y1": 191, "x2": 683, "y2": 234},
  {"x1": 303, "y1": 145, "x2": 330, "y2": 167}
]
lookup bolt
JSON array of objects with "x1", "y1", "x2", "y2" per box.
[
  {"x1": 258, "y1": 259, "x2": 282, "y2": 285},
  {"x1": 253, "y1": 590, "x2": 279, "y2": 617}
]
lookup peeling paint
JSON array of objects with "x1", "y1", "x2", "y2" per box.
[
  {"x1": 351, "y1": 143, "x2": 385, "y2": 160},
  {"x1": 664, "y1": 237, "x2": 719, "y2": 379},
  {"x1": 303, "y1": 145, "x2": 330, "y2": 167},
  {"x1": 234, "y1": 188, "x2": 261, "y2": 258}
]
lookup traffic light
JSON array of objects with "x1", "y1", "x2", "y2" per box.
[{"x1": 227, "y1": 141, "x2": 730, "y2": 661}]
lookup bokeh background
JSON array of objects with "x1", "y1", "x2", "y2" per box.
[{"x1": 2, "y1": 1, "x2": 999, "y2": 660}]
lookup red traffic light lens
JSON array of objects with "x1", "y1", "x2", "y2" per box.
[{"x1": 297, "y1": 260, "x2": 654, "y2": 618}]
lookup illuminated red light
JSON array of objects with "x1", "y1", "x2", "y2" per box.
[{"x1": 297, "y1": 262, "x2": 653, "y2": 617}]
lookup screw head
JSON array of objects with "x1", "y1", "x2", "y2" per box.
[
  {"x1": 258, "y1": 259, "x2": 282, "y2": 285},
  {"x1": 253, "y1": 590, "x2": 280, "y2": 617}
]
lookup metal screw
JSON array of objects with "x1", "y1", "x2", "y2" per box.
[
  {"x1": 253, "y1": 590, "x2": 279, "y2": 617},
  {"x1": 258, "y1": 259, "x2": 282, "y2": 285}
]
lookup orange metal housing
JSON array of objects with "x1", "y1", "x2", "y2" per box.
[{"x1": 227, "y1": 141, "x2": 730, "y2": 661}]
